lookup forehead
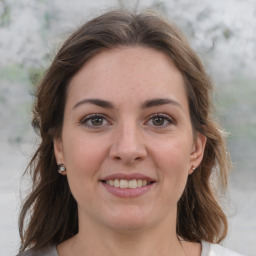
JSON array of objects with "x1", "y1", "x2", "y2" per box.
[{"x1": 67, "y1": 46, "x2": 188, "y2": 109}]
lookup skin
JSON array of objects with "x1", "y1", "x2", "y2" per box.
[{"x1": 54, "y1": 46, "x2": 206, "y2": 256}]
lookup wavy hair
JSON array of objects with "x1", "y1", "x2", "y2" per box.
[{"x1": 19, "y1": 9, "x2": 230, "y2": 252}]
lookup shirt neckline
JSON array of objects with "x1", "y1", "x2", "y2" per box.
[{"x1": 53, "y1": 241, "x2": 210, "y2": 256}]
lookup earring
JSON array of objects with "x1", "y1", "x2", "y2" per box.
[
  {"x1": 58, "y1": 164, "x2": 66, "y2": 174},
  {"x1": 192, "y1": 166, "x2": 196, "y2": 171}
]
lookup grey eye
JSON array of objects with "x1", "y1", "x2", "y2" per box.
[
  {"x1": 81, "y1": 114, "x2": 109, "y2": 128},
  {"x1": 152, "y1": 116, "x2": 166, "y2": 126},
  {"x1": 146, "y1": 114, "x2": 174, "y2": 128},
  {"x1": 90, "y1": 116, "x2": 104, "y2": 126}
]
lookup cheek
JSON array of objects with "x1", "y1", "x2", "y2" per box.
[
  {"x1": 151, "y1": 139, "x2": 191, "y2": 199},
  {"x1": 62, "y1": 129, "x2": 106, "y2": 170},
  {"x1": 61, "y1": 133, "x2": 107, "y2": 194},
  {"x1": 63, "y1": 138, "x2": 105, "y2": 205},
  {"x1": 153, "y1": 138, "x2": 192, "y2": 173}
]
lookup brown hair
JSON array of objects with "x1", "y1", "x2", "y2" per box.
[{"x1": 19, "y1": 9, "x2": 230, "y2": 252}]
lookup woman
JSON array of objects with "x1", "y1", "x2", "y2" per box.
[{"x1": 18, "y1": 9, "x2": 245, "y2": 256}]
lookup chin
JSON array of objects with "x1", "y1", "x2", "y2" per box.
[{"x1": 104, "y1": 207, "x2": 155, "y2": 232}]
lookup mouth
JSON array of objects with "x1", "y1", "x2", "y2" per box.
[
  {"x1": 101, "y1": 179, "x2": 155, "y2": 189},
  {"x1": 100, "y1": 173, "x2": 156, "y2": 197}
]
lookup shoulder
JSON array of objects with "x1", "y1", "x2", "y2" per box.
[
  {"x1": 17, "y1": 245, "x2": 58, "y2": 256},
  {"x1": 201, "y1": 241, "x2": 246, "y2": 256}
]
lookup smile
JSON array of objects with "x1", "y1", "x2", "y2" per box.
[
  {"x1": 102, "y1": 179, "x2": 153, "y2": 189},
  {"x1": 100, "y1": 174, "x2": 156, "y2": 198}
]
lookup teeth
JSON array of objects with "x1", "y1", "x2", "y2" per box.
[
  {"x1": 137, "y1": 179, "x2": 142, "y2": 187},
  {"x1": 128, "y1": 179, "x2": 137, "y2": 188},
  {"x1": 114, "y1": 179, "x2": 119, "y2": 188},
  {"x1": 105, "y1": 179, "x2": 151, "y2": 188},
  {"x1": 120, "y1": 179, "x2": 128, "y2": 188}
]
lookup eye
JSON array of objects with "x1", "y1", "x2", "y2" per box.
[
  {"x1": 80, "y1": 114, "x2": 110, "y2": 128},
  {"x1": 146, "y1": 114, "x2": 174, "y2": 128}
]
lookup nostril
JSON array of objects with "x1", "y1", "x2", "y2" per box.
[{"x1": 109, "y1": 143, "x2": 147, "y2": 163}]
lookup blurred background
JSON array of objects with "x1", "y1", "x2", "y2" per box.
[{"x1": 0, "y1": 0, "x2": 255, "y2": 255}]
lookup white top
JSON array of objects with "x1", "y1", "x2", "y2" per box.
[
  {"x1": 18, "y1": 241, "x2": 246, "y2": 256},
  {"x1": 201, "y1": 241, "x2": 246, "y2": 256}
]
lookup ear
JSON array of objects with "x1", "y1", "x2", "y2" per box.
[
  {"x1": 189, "y1": 132, "x2": 207, "y2": 174},
  {"x1": 53, "y1": 137, "x2": 65, "y2": 166}
]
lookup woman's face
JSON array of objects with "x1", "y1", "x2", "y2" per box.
[{"x1": 54, "y1": 46, "x2": 206, "y2": 232}]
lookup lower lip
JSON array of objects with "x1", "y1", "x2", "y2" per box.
[{"x1": 101, "y1": 182, "x2": 155, "y2": 198}]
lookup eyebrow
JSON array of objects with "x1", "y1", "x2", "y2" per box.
[
  {"x1": 73, "y1": 99, "x2": 114, "y2": 110},
  {"x1": 73, "y1": 97, "x2": 182, "y2": 110},
  {"x1": 141, "y1": 98, "x2": 183, "y2": 109}
]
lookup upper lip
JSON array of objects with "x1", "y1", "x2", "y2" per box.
[{"x1": 100, "y1": 173, "x2": 155, "y2": 181}]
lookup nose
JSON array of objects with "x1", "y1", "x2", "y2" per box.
[{"x1": 109, "y1": 122, "x2": 147, "y2": 164}]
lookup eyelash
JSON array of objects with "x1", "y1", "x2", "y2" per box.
[
  {"x1": 80, "y1": 113, "x2": 175, "y2": 129},
  {"x1": 80, "y1": 114, "x2": 110, "y2": 128},
  {"x1": 146, "y1": 113, "x2": 175, "y2": 128}
]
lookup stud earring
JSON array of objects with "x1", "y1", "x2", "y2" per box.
[
  {"x1": 192, "y1": 166, "x2": 196, "y2": 171},
  {"x1": 58, "y1": 164, "x2": 66, "y2": 174}
]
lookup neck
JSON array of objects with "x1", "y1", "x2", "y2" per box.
[{"x1": 67, "y1": 213, "x2": 186, "y2": 256}]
